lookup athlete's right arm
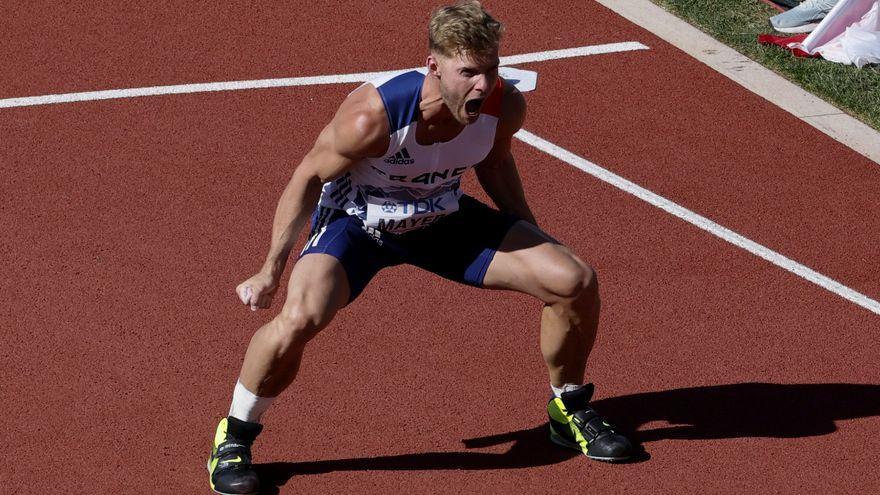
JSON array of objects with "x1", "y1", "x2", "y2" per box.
[{"x1": 236, "y1": 85, "x2": 389, "y2": 310}]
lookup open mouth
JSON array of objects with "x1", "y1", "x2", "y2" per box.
[{"x1": 464, "y1": 98, "x2": 484, "y2": 117}]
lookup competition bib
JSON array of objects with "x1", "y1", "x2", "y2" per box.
[{"x1": 364, "y1": 190, "x2": 460, "y2": 233}]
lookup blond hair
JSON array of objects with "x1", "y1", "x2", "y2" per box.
[{"x1": 428, "y1": 1, "x2": 503, "y2": 61}]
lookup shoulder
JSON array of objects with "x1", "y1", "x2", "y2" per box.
[
  {"x1": 497, "y1": 79, "x2": 526, "y2": 138},
  {"x1": 325, "y1": 83, "x2": 390, "y2": 159}
]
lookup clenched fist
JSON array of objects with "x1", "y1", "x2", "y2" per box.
[{"x1": 236, "y1": 271, "x2": 280, "y2": 311}]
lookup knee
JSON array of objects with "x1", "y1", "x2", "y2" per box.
[
  {"x1": 269, "y1": 300, "x2": 330, "y2": 352},
  {"x1": 542, "y1": 259, "x2": 599, "y2": 305}
]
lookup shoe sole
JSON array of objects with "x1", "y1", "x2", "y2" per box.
[
  {"x1": 549, "y1": 429, "x2": 631, "y2": 462},
  {"x1": 207, "y1": 459, "x2": 257, "y2": 495},
  {"x1": 770, "y1": 22, "x2": 820, "y2": 33}
]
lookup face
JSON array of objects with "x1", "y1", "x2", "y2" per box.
[{"x1": 428, "y1": 49, "x2": 500, "y2": 124}]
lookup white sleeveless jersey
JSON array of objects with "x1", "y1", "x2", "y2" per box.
[{"x1": 317, "y1": 69, "x2": 504, "y2": 233}]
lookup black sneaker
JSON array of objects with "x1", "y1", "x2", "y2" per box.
[
  {"x1": 547, "y1": 383, "x2": 633, "y2": 462},
  {"x1": 207, "y1": 416, "x2": 263, "y2": 495}
]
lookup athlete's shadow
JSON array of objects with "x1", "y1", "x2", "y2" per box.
[
  {"x1": 592, "y1": 382, "x2": 880, "y2": 442},
  {"x1": 255, "y1": 382, "x2": 880, "y2": 493},
  {"x1": 254, "y1": 424, "x2": 580, "y2": 494}
]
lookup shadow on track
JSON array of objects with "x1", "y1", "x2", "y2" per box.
[
  {"x1": 254, "y1": 424, "x2": 584, "y2": 493},
  {"x1": 594, "y1": 382, "x2": 880, "y2": 442},
  {"x1": 254, "y1": 382, "x2": 880, "y2": 493}
]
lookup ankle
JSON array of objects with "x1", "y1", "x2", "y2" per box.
[
  {"x1": 228, "y1": 379, "x2": 276, "y2": 424},
  {"x1": 226, "y1": 416, "x2": 264, "y2": 445}
]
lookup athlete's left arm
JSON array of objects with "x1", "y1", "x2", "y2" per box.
[{"x1": 474, "y1": 82, "x2": 537, "y2": 224}]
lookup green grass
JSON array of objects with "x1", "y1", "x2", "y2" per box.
[{"x1": 650, "y1": 0, "x2": 880, "y2": 131}]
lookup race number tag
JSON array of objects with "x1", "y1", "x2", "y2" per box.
[{"x1": 365, "y1": 191, "x2": 459, "y2": 233}]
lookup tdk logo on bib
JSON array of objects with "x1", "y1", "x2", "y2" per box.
[
  {"x1": 399, "y1": 197, "x2": 446, "y2": 213},
  {"x1": 365, "y1": 192, "x2": 460, "y2": 233},
  {"x1": 384, "y1": 148, "x2": 415, "y2": 165},
  {"x1": 377, "y1": 198, "x2": 446, "y2": 215}
]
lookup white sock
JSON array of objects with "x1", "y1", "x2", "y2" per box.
[
  {"x1": 228, "y1": 379, "x2": 275, "y2": 424},
  {"x1": 551, "y1": 383, "x2": 584, "y2": 398}
]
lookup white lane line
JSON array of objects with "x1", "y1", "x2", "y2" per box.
[
  {"x1": 0, "y1": 41, "x2": 649, "y2": 109},
  {"x1": 515, "y1": 128, "x2": 880, "y2": 316},
  {"x1": 499, "y1": 41, "x2": 649, "y2": 65},
  {"x1": 0, "y1": 71, "x2": 400, "y2": 109}
]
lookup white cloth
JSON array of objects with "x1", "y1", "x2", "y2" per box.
[
  {"x1": 820, "y1": 2, "x2": 880, "y2": 66},
  {"x1": 794, "y1": 0, "x2": 880, "y2": 66}
]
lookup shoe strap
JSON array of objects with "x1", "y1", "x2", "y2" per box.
[
  {"x1": 216, "y1": 442, "x2": 252, "y2": 465},
  {"x1": 572, "y1": 409, "x2": 614, "y2": 440}
]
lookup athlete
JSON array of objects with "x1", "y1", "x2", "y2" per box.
[{"x1": 208, "y1": 2, "x2": 632, "y2": 493}]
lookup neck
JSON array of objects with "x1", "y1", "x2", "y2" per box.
[{"x1": 420, "y1": 72, "x2": 461, "y2": 128}]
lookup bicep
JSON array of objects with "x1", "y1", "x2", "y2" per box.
[
  {"x1": 297, "y1": 123, "x2": 361, "y2": 183},
  {"x1": 295, "y1": 88, "x2": 388, "y2": 183}
]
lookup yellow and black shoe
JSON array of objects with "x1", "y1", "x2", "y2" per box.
[
  {"x1": 207, "y1": 417, "x2": 263, "y2": 495},
  {"x1": 547, "y1": 383, "x2": 633, "y2": 462}
]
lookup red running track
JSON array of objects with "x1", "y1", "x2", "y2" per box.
[{"x1": 1, "y1": 1, "x2": 878, "y2": 494}]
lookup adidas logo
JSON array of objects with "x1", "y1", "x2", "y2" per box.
[{"x1": 384, "y1": 147, "x2": 415, "y2": 165}]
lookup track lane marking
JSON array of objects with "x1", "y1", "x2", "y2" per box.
[
  {"x1": 515, "y1": 129, "x2": 880, "y2": 316},
  {"x1": 0, "y1": 41, "x2": 648, "y2": 109}
]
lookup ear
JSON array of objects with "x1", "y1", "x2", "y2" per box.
[{"x1": 426, "y1": 54, "x2": 441, "y2": 78}]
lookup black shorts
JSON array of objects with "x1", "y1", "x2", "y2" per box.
[{"x1": 300, "y1": 195, "x2": 519, "y2": 302}]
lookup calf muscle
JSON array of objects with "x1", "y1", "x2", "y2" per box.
[{"x1": 238, "y1": 254, "x2": 350, "y2": 398}]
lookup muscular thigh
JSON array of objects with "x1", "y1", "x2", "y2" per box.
[
  {"x1": 482, "y1": 221, "x2": 591, "y2": 302},
  {"x1": 282, "y1": 253, "x2": 351, "y2": 325}
]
